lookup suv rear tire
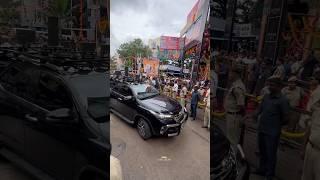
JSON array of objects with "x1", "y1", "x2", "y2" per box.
[{"x1": 137, "y1": 118, "x2": 152, "y2": 140}]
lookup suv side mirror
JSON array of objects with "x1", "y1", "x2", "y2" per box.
[{"x1": 46, "y1": 108, "x2": 73, "y2": 123}]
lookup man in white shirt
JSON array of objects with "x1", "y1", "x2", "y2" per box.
[{"x1": 172, "y1": 81, "x2": 179, "y2": 99}]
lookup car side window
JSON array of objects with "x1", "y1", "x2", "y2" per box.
[
  {"x1": 119, "y1": 86, "x2": 133, "y2": 96},
  {"x1": 0, "y1": 64, "x2": 38, "y2": 102},
  {"x1": 35, "y1": 72, "x2": 73, "y2": 111}
]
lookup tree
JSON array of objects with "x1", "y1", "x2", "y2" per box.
[
  {"x1": 110, "y1": 55, "x2": 117, "y2": 72},
  {"x1": 117, "y1": 38, "x2": 152, "y2": 68},
  {"x1": 0, "y1": 0, "x2": 21, "y2": 26},
  {"x1": 46, "y1": 0, "x2": 75, "y2": 42}
]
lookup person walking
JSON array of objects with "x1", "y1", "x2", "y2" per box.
[
  {"x1": 202, "y1": 88, "x2": 210, "y2": 129},
  {"x1": 172, "y1": 80, "x2": 179, "y2": 99},
  {"x1": 163, "y1": 83, "x2": 170, "y2": 97},
  {"x1": 180, "y1": 82, "x2": 188, "y2": 108},
  {"x1": 190, "y1": 85, "x2": 201, "y2": 121},
  {"x1": 251, "y1": 76, "x2": 290, "y2": 180},
  {"x1": 224, "y1": 67, "x2": 246, "y2": 146},
  {"x1": 301, "y1": 75, "x2": 320, "y2": 180}
]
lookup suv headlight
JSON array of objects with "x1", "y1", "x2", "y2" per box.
[{"x1": 149, "y1": 110, "x2": 173, "y2": 120}]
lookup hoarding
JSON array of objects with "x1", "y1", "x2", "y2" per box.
[
  {"x1": 160, "y1": 36, "x2": 182, "y2": 50},
  {"x1": 143, "y1": 59, "x2": 159, "y2": 76},
  {"x1": 183, "y1": 0, "x2": 209, "y2": 47}
]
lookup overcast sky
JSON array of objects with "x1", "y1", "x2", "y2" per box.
[{"x1": 110, "y1": 0, "x2": 197, "y2": 56}]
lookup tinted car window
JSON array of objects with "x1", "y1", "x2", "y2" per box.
[
  {"x1": 35, "y1": 72, "x2": 72, "y2": 111},
  {"x1": 70, "y1": 74, "x2": 108, "y2": 123},
  {"x1": 0, "y1": 63, "x2": 38, "y2": 102},
  {"x1": 119, "y1": 85, "x2": 132, "y2": 96}
]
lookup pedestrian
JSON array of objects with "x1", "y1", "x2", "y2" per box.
[
  {"x1": 273, "y1": 58, "x2": 286, "y2": 80},
  {"x1": 163, "y1": 83, "x2": 170, "y2": 97},
  {"x1": 301, "y1": 74, "x2": 320, "y2": 180},
  {"x1": 281, "y1": 76, "x2": 304, "y2": 132},
  {"x1": 224, "y1": 67, "x2": 246, "y2": 146},
  {"x1": 172, "y1": 80, "x2": 178, "y2": 99},
  {"x1": 251, "y1": 76, "x2": 290, "y2": 180},
  {"x1": 180, "y1": 81, "x2": 188, "y2": 108},
  {"x1": 190, "y1": 85, "x2": 201, "y2": 121},
  {"x1": 202, "y1": 88, "x2": 210, "y2": 129}
]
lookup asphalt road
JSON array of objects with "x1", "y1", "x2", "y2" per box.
[
  {"x1": 110, "y1": 113, "x2": 210, "y2": 180},
  {"x1": 0, "y1": 155, "x2": 35, "y2": 180}
]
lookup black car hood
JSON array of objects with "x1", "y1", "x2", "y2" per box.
[
  {"x1": 211, "y1": 124, "x2": 231, "y2": 167},
  {"x1": 139, "y1": 95, "x2": 182, "y2": 113}
]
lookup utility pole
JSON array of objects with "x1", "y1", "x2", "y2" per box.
[{"x1": 225, "y1": 0, "x2": 238, "y2": 53}]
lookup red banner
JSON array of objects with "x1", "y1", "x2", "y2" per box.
[{"x1": 160, "y1": 36, "x2": 182, "y2": 50}]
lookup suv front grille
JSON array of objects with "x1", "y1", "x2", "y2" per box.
[{"x1": 173, "y1": 109, "x2": 184, "y2": 122}]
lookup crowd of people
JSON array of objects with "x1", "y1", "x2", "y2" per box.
[
  {"x1": 143, "y1": 75, "x2": 211, "y2": 129},
  {"x1": 212, "y1": 48, "x2": 320, "y2": 180}
]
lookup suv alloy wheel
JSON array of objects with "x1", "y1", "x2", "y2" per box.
[{"x1": 137, "y1": 118, "x2": 152, "y2": 140}]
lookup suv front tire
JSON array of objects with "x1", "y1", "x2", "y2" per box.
[{"x1": 137, "y1": 118, "x2": 152, "y2": 140}]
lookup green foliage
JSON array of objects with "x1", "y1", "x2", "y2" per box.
[
  {"x1": 117, "y1": 38, "x2": 152, "y2": 68},
  {"x1": 0, "y1": 0, "x2": 21, "y2": 26},
  {"x1": 110, "y1": 55, "x2": 117, "y2": 71},
  {"x1": 48, "y1": 0, "x2": 70, "y2": 18}
]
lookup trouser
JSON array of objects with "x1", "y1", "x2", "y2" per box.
[
  {"x1": 203, "y1": 106, "x2": 210, "y2": 128},
  {"x1": 180, "y1": 97, "x2": 186, "y2": 108},
  {"x1": 226, "y1": 114, "x2": 242, "y2": 145},
  {"x1": 287, "y1": 110, "x2": 300, "y2": 131},
  {"x1": 258, "y1": 132, "x2": 280, "y2": 177},
  {"x1": 190, "y1": 103, "x2": 197, "y2": 119},
  {"x1": 302, "y1": 142, "x2": 320, "y2": 180}
]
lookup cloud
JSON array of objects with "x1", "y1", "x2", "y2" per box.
[{"x1": 110, "y1": 0, "x2": 197, "y2": 56}]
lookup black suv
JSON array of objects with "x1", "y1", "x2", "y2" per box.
[
  {"x1": 0, "y1": 50, "x2": 110, "y2": 180},
  {"x1": 110, "y1": 83, "x2": 188, "y2": 139},
  {"x1": 212, "y1": 124, "x2": 250, "y2": 180}
]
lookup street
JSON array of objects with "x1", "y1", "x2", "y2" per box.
[
  {"x1": 0, "y1": 155, "x2": 34, "y2": 180},
  {"x1": 110, "y1": 110, "x2": 210, "y2": 180},
  {"x1": 214, "y1": 117, "x2": 303, "y2": 180}
]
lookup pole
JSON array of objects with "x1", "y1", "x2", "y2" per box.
[{"x1": 227, "y1": 0, "x2": 237, "y2": 53}]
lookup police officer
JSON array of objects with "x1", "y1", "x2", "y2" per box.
[
  {"x1": 252, "y1": 76, "x2": 290, "y2": 180},
  {"x1": 281, "y1": 76, "x2": 304, "y2": 132},
  {"x1": 224, "y1": 67, "x2": 246, "y2": 145},
  {"x1": 301, "y1": 75, "x2": 320, "y2": 180}
]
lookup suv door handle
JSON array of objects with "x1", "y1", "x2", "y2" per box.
[{"x1": 25, "y1": 114, "x2": 38, "y2": 122}]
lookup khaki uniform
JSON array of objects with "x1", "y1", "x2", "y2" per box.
[
  {"x1": 224, "y1": 79, "x2": 246, "y2": 145},
  {"x1": 203, "y1": 89, "x2": 210, "y2": 128},
  {"x1": 180, "y1": 86, "x2": 188, "y2": 108},
  {"x1": 302, "y1": 86, "x2": 320, "y2": 180},
  {"x1": 163, "y1": 85, "x2": 170, "y2": 97},
  {"x1": 281, "y1": 87, "x2": 303, "y2": 131}
]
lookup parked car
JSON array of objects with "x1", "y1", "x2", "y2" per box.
[
  {"x1": 110, "y1": 83, "x2": 188, "y2": 139},
  {"x1": 212, "y1": 124, "x2": 250, "y2": 180},
  {"x1": 0, "y1": 51, "x2": 111, "y2": 180}
]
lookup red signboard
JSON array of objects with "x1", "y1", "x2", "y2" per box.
[
  {"x1": 187, "y1": 0, "x2": 200, "y2": 25},
  {"x1": 160, "y1": 36, "x2": 182, "y2": 50}
]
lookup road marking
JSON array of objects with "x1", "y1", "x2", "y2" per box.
[{"x1": 158, "y1": 156, "x2": 171, "y2": 161}]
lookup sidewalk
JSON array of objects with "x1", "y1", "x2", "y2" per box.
[{"x1": 185, "y1": 102, "x2": 210, "y2": 142}]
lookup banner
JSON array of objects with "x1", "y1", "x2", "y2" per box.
[
  {"x1": 160, "y1": 36, "x2": 182, "y2": 50},
  {"x1": 143, "y1": 59, "x2": 159, "y2": 76}
]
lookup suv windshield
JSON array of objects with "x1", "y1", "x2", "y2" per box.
[
  {"x1": 70, "y1": 73, "x2": 108, "y2": 122},
  {"x1": 131, "y1": 84, "x2": 159, "y2": 100}
]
